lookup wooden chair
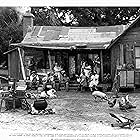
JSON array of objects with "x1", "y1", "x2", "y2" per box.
[
  {"x1": 13, "y1": 80, "x2": 30, "y2": 110},
  {"x1": 0, "y1": 90, "x2": 10, "y2": 112},
  {"x1": 16, "y1": 80, "x2": 27, "y2": 91},
  {"x1": 0, "y1": 80, "x2": 30, "y2": 112}
]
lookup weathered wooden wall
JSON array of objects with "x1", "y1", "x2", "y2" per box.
[
  {"x1": 110, "y1": 44, "x2": 120, "y2": 80},
  {"x1": 110, "y1": 19, "x2": 140, "y2": 84},
  {"x1": 8, "y1": 49, "x2": 22, "y2": 80}
]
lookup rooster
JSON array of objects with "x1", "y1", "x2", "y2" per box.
[
  {"x1": 108, "y1": 98, "x2": 117, "y2": 108},
  {"x1": 118, "y1": 97, "x2": 128, "y2": 111}
]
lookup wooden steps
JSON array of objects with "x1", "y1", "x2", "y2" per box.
[
  {"x1": 60, "y1": 82, "x2": 80, "y2": 91},
  {"x1": 59, "y1": 80, "x2": 112, "y2": 92}
]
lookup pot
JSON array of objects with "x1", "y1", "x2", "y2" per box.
[{"x1": 33, "y1": 99, "x2": 48, "y2": 110}]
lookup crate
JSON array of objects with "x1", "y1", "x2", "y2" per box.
[
  {"x1": 5, "y1": 97, "x2": 22, "y2": 109},
  {"x1": 15, "y1": 90, "x2": 26, "y2": 98}
]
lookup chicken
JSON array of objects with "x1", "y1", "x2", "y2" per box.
[
  {"x1": 121, "y1": 97, "x2": 126, "y2": 104},
  {"x1": 40, "y1": 89, "x2": 57, "y2": 99},
  {"x1": 118, "y1": 95, "x2": 136, "y2": 111},
  {"x1": 108, "y1": 98, "x2": 117, "y2": 108},
  {"x1": 125, "y1": 95, "x2": 136, "y2": 109},
  {"x1": 46, "y1": 89, "x2": 57, "y2": 98},
  {"x1": 118, "y1": 100, "x2": 128, "y2": 111}
]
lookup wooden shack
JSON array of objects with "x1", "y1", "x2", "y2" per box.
[
  {"x1": 8, "y1": 24, "x2": 126, "y2": 82},
  {"x1": 108, "y1": 15, "x2": 140, "y2": 89},
  {"x1": 5, "y1": 12, "x2": 129, "y2": 88}
]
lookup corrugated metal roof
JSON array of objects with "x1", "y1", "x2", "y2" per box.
[
  {"x1": 20, "y1": 25, "x2": 127, "y2": 49},
  {"x1": 31, "y1": 26, "x2": 41, "y2": 36},
  {"x1": 43, "y1": 30, "x2": 60, "y2": 41}
]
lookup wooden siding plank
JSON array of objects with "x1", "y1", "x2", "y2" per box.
[
  {"x1": 100, "y1": 50, "x2": 103, "y2": 81},
  {"x1": 135, "y1": 71, "x2": 140, "y2": 85},
  {"x1": 120, "y1": 71, "x2": 126, "y2": 87},
  {"x1": 120, "y1": 44, "x2": 124, "y2": 65},
  {"x1": 127, "y1": 71, "x2": 134, "y2": 84}
]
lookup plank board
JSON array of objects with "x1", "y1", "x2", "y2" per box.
[
  {"x1": 135, "y1": 71, "x2": 140, "y2": 85},
  {"x1": 127, "y1": 71, "x2": 134, "y2": 86},
  {"x1": 120, "y1": 71, "x2": 126, "y2": 87}
]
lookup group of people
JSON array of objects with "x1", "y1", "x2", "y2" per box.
[
  {"x1": 27, "y1": 61, "x2": 69, "y2": 92},
  {"x1": 27, "y1": 56, "x2": 100, "y2": 92},
  {"x1": 77, "y1": 59, "x2": 100, "y2": 92}
]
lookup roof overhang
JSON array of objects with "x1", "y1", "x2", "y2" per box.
[
  {"x1": 108, "y1": 15, "x2": 140, "y2": 49},
  {"x1": 10, "y1": 41, "x2": 110, "y2": 50},
  {"x1": 3, "y1": 47, "x2": 18, "y2": 55}
]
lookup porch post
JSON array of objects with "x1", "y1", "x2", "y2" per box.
[
  {"x1": 48, "y1": 50, "x2": 52, "y2": 71},
  {"x1": 100, "y1": 50, "x2": 103, "y2": 82},
  {"x1": 18, "y1": 48, "x2": 26, "y2": 80},
  {"x1": 8, "y1": 53, "x2": 11, "y2": 78},
  {"x1": 77, "y1": 53, "x2": 81, "y2": 74}
]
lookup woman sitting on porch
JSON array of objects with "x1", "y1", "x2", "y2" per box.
[{"x1": 53, "y1": 63, "x2": 64, "y2": 81}]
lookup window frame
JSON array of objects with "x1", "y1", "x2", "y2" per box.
[{"x1": 135, "y1": 46, "x2": 140, "y2": 69}]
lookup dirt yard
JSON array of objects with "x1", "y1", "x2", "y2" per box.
[{"x1": 0, "y1": 90, "x2": 140, "y2": 139}]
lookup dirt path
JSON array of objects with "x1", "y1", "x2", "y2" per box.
[{"x1": 0, "y1": 91, "x2": 140, "y2": 139}]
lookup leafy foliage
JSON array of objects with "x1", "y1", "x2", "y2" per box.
[
  {"x1": 0, "y1": 7, "x2": 23, "y2": 64},
  {"x1": 53, "y1": 7, "x2": 140, "y2": 26},
  {"x1": 0, "y1": 7, "x2": 140, "y2": 65},
  {"x1": 31, "y1": 7, "x2": 62, "y2": 26}
]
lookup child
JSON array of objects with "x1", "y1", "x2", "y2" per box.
[
  {"x1": 61, "y1": 73, "x2": 69, "y2": 92},
  {"x1": 89, "y1": 72, "x2": 99, "y2": 92},
  {"x1": 79, "y1": 72, "x2": 88, "y2": 91},
  {"x1": 30, "y1": 71, "x2": 39, "y2": 90}
]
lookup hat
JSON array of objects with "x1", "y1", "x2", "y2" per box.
[
  {"x1": 31, "y1": 71, "x2": 36, "y2": 74},
  {"x1": 42, "y1": 77, "x2": 48, "y2": 82},
  {"x1": 47, "y1": 71, "x2": 51, "y2": 75}
]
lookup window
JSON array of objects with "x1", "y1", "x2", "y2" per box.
[{"x1": 135, "y1": 46, "x2": 140, "y2": 69}]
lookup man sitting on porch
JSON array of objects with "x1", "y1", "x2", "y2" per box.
[{"x1": 30, "y1": 71, "x2": 39, "y2": 90}]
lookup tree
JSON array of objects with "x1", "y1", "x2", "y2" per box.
[
  {"x1": 31, "y1": 7, "x2": 62, "y2": 26},
  {"x1": 1, "y1": 7, "x2": 140, "y2": 65},
  {"x1": 0, "y1": 7, "x2": 23, "y2": 64},
  {"x1": 31, "y1": 7, "x2": 140, "y2": 26},
  {"x1": 53, "y1": 7, "x2": 140, "y2": 26}
]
